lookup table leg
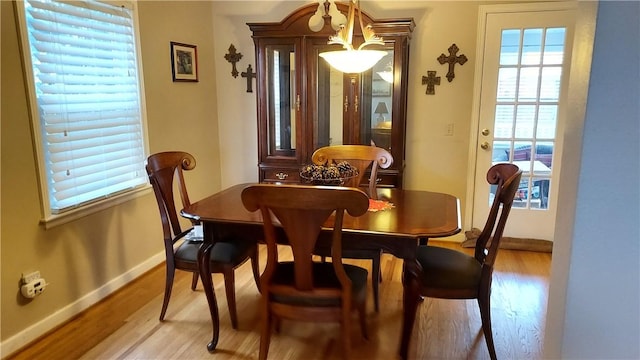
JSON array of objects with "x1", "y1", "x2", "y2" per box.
[
  {"x1": 198, "y1": 240, "x2": 220, "y2": 352},
  {"x1": 399, "y1": 259, "x2": 421, "y2": 360}
]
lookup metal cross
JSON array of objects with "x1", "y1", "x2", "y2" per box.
[
  {"x1": 241, "y1": 64, "x2": 257, "y2": 93},
  {"x1": 224, "y1": 44, "x2": 243, "y2": 78},
  {"x1": 437, "y1": 43, "x2": 468, "y2": 82},
  {"x1": 421, "y1": 71, "x2": 441, "y2": 95}
]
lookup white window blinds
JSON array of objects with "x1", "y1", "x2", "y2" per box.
[{"x1": 21, "y1": 0, "x2": 147, "y2": 213}]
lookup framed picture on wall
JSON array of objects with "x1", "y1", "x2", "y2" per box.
[
  {"x1": 372, "y1": 79, "x2": 391, "y2": 96},
  {"x1": 170, "y1": 42, "x2": 198, "y2": 82}
]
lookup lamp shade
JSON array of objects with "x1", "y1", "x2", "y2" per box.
[
  {"x1": 377, "y1": 70, "x2": 394, "y2": 83},
  {"x1": 319, "y1": 49, "x2": 387, "y2": 74},
  {"x1": 374, "y1": 101, "x2": 389, "y2": 115}
]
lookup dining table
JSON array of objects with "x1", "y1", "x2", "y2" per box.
[{"x1": 181, "y1": 182, "x2": 461, "y2": 359}]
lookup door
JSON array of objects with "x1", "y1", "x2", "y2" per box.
[{"x1": 472, "y1": 5, "x2": 576, "y2": 240}]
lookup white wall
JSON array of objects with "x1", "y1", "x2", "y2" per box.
[{"x1": 544, "y1": 1, "x2": 640, "y2": 358}]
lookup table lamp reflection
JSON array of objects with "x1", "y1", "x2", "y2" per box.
[{"x1": 374, "y1": 101, "x2": 389, "y2": 122}]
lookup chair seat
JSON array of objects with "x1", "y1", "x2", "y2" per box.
[
  {"x1": 271, "y1": 262, "x2": 368, "y2": 307},
  {"x1": 416, "y1": 246, "x2": 482, "y2": 290},
  {"x1": 175, "y1": 237, "x2": 255, "y2": 266}
]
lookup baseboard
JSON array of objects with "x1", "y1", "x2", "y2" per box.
[
  {"x1": 461, "y1": 228, "x2": 553, "y2": 253},
  {"x1": 0, "y1": 252, "x2": 165, "y2": 359}
]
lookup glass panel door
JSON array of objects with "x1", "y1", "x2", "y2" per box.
[
  {"x1": 492, "y1": 27, "x2": 565, "y2": 210},
  {"x1": 473, "y1": 7, "x2": 575, "y2": 241}
]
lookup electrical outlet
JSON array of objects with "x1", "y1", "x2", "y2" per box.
[
  {"x1": 445, "y1": 123, "x2": 454, "y2": 136},
  {"x1": 22, "y1": 271, "x2": 41, "y2": 284}
]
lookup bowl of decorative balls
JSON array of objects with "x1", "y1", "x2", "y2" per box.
[{"x1": 300, "y1": 161, "x2": 359, "y2": 185}]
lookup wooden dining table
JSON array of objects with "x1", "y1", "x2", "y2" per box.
[{"x1": 181, "y1": 183, "x2": 461, "y2": 359}]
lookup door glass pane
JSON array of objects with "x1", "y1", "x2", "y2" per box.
[
  {"x1": 543, "y1": 28, "x2": 566, "y2": 64},
  {"x1": 518, "y1": 67, "x2": 540, "y2": 101},
  {"x1": 537, "y1": 105, "x2": 557, "y2": 138},
  {"x1": 266, "y1": 45, "x2": 295, "y2": 157},
  {"x1": 533, "y1": 141, "x2": 554, "y2": 171},
  {"x1": 522, "y1": 28, "x2": 543, "y2": 65},
  {"x1": 492, "y1": 140, "x2": 511, "y2": 162},
  {"x1": 494, "y1": 105, "x2": 514, "y2": 137},
  {"x1": 500, "y1": 29, "x2": 521, "y2": 65},
  {"x1": 540, "y1": 67, "x2": 562, "y2": 101},
  {"x1": 514, "y1": 105, "x2": 536, "y2": 138},
  {"x1": 492, "y1": 26, "x2": 565, "y2": 210},
  {"x1": 497, "y1": 68, "x2": 517, "y2": 101},
  {"x1": 316, "y1": 52, "x2": 344, "y2": 148},
  {"x1": 370, "y1": 50, "x2": 394, "y2": 151}
]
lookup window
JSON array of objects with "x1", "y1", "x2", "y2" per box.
[{"x1": 17, "y1": 0, "x2": 148, "y2": 224}]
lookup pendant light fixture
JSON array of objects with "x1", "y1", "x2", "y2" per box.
[{"x1": 319, "y1": 0, "x2": 386, "y2": 74}]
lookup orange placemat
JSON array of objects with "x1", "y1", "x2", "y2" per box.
[{"x1": 368, "y1": 199, "x2": 395, "y2": 212}]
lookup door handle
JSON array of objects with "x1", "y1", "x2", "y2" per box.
[
  {"x1": 480, "y1": 141, "x2": 489, "y2": 150},
  {"x1": 481, "y1": 128, "x2": 490, "y2": 136}
]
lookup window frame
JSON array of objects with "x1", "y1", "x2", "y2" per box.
[{"x1": 15, "y1": 0, "x2": 151, "y2": 228}]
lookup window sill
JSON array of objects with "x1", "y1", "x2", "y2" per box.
[{"x1": 40, "y1": 185, "x2": 152, "y2": 229}]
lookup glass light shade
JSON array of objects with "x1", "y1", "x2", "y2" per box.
[
  {"x1": 319, "y1": 49, "x2": 387, "y2": 73},
  {"x1": 377, "y1": 70, "x2": 394, "y2": 83}
]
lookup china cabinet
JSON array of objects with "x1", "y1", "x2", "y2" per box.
[{"x1": 248, "y1": 3, "x2": 414, "y2": 187}]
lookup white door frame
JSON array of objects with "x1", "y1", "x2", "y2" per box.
[{"x1": 464, "y1": 1, "x2": 595, "y2": 240}]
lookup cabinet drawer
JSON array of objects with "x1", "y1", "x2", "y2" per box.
[
  {"x1": 375, "y1": 173, "x2": 399, "y2": 188},
  {"x1": 262, "y1": 168, "x2": 301, "y2": 183}
]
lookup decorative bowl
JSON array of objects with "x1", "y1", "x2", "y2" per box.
[{"x1": 299, "y1": 162, "x2": 359, "y2": 186}]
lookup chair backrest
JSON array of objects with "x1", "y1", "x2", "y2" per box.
[
  {"x1": 146, "y1": 151, "x2": 196, "y2": 248},
  {"x1": 475, "y1": 163, "x2": 523, "y2": 275},
  {"x1": 241, "y1": 184, "x2": 369, "y2": 294},
  {"x1": 311, "y1": 145, "x2": 393, "y2": 199}
]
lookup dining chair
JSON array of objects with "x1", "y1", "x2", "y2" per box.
[
  {"x1": 241, "y1": 184, "x2": 370, "y2": 360},
  {"x1": 414, "y1": 163, "x2": 522, "y2": 360},
  {"x1": 311, "y1": 144, "x2": 393, "y2": 312},
  {"x1": 311, "y1": 144, "x2": 393, "y2": 200},
  {"x1": 146, "y1": 151, "x2": 260, "y2": 328}
]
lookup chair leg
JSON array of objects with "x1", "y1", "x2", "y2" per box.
[
  {"x1": 160, "y1": 266, "x2": 176, "y2": 321},
  {"x1": 222, "y1": 267, "x2": 238, "y2": 329},
  {"x1": 259, "y1": 300, "x2": 272, "y2": 360},
  {"x1": 251, "y1": 244, "x2": 261, "y2": 293},
  {"x1": 371, "y1": 252, "x2": 381, "y2": 312},
  {"x1": 190, "y1": 272, "x2": 199, "y2": 291},
  {"x1": 274, "y1": 316, "x2": 281, "y2": 333},
  {"x1": 341, "y1": 306, "x2": 352, "y2": 360},
  {"x1": 358, "y1": 301, "x2": 368, "y2": 340},
  {"x1": 478, "y1": 293, "x2": 497, "y2": 360}
]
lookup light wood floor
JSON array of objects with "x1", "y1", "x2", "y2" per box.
[{"x1": 7, "y1": 241, "x2": 551, "y2": 360}]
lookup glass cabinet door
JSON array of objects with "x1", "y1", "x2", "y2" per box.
[
  {"x1": 310, "y1": 41, "x2": 344, "y2": 150},
  {"x1": 366, "y1": 49, "x2": 394, "y2": 152},
  {"x1": 312, "y1": 45, "x2": 395, "y2": 153},
  {"x1": 265, "y1": 43, "x2": 297, "y2": 158}
]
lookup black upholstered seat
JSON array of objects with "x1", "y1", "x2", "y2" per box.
[
  {"x1": 416, "y1": 246, "x2": 481, "y2": 290},
  {"x1": 146, "y1": 151, "x2": 260, "y2": 329},
  {"x1": 270, "y1": 262, "x2": 368, "y2": 307},
  {"x1": 241, "y1": 184, "x2": 370, "y2": 360},
  {"x1": 413, "y1": 163, "x2": 522, "y2": 360}
]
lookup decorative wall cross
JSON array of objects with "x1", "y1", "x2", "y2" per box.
[
  {"x1": 421, "y1": 71, "x2": 441, "y2": 95},
  {"x1": 224, "y1": 44, "x2": 243, "y2": 78},
  {"x1": 241, "y1": 64, "x2": 257, "y2": 93},
  {"x1": 437, "y1": 43, "x2": 467, "y2": 82}
]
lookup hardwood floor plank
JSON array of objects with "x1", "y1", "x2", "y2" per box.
[{"x1": 6, "y1": 241, "x2": 551, "y2": 360}]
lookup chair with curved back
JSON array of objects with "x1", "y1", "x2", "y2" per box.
[
  {"x1": 241, "y1": 184, "x2": 370, "y2": 360},
  {"x1": 413, "y1": 163, "x2": 522, "y2": 360},
  {"x1": 311, "y1": 144, "x2": 393, "y2": 312},
  {"x1": 146, "y1": 151, "x2": 260, "y2": 328},
  {"x1": 311, "y1": 144, "x2": 393, "y2": 200}
]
